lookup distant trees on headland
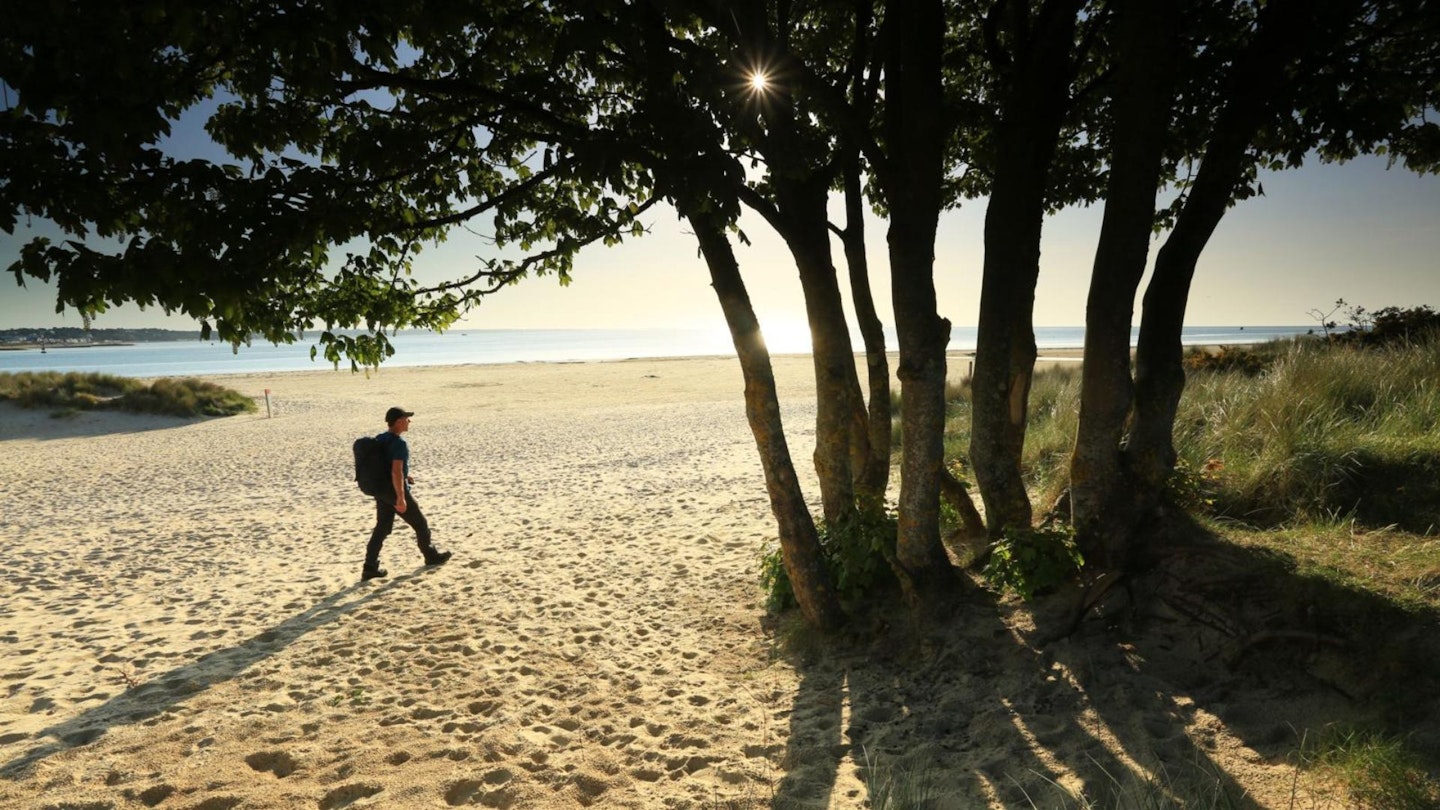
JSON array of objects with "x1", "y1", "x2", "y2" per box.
[{"x1": 0, "y1": 327, "x2": 199, "y2": 346}]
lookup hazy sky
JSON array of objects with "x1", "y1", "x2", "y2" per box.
[{"x1": 2, "y1": 152, "x2": 1436, "y2": 335}]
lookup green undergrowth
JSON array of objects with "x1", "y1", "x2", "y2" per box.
[
  {"x1": 981, "y1": 525, "x2": 1084, "y2": 600},
  {"x1": 0, "y1": 371, "x2": 257, "y2": 418},
  {"x1": 760, "y1": 508, "x2": 900, "y2": 613}
]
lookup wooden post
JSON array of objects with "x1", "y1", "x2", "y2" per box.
[{"x1": 264, "y1": 388, "x2": 272, "y2": 418}]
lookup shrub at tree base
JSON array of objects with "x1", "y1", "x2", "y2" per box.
[
  {"x1": 763, "y1": 509, "x2": 1092, "y2": 610},
  {"x1": 760, "y1": 509, "x2": 900, "y2": 613},
  {"x1": 1163, "y1": 458, "x2": 1223, "y2": 512},
  {"x1": 981, "y1": 526, "x2": 1084, "y2": 600},
  {"x1": 758, "y1": 546, "x2": 796, "y2": 614},
  {"x1": 0, "y1": 372, "x2": 256, "y2": 418}
]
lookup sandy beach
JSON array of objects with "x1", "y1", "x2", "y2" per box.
[{"x1": 0, "y1": 353, "x2": 1379, "y2": 808}]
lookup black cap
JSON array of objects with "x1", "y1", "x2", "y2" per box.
[{"x1": 385, "y1": 406, "x2": 415, "y2": 424}]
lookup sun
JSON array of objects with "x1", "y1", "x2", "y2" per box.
[
  {"x1": 748, "y1": 71, "x2": 770, "y2": 92},
  {"x1": 762, "y1": 318, "x2": 813, "y2": 354}
]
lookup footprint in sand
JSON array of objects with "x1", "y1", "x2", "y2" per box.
[
  {"x1": 187, "y1": 796, "x2": 245, "y2": 810},
  {"x1": 244, "y1": 749, "x2": 299, "y2": 777},
  {"x1": 317, "y1": 782, "x2": 383, "y2": 809},
  {"x1": 126, "y1": 783, "x2": 175, "y2": 807},
  {"x1": 443, "y1": 771, "x2": 516, "y2": 808}
]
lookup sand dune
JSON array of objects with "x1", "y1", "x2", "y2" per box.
[{"x1": 0, "y1": 355, "x2": 1377, "y2": 808}]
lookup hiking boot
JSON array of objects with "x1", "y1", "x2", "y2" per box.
[
  {"x1": 424, "y1": 550, "x2": 453, "y2": 567},
  {"x1": 362, "y1": 566, "x2": 389, "y2": 581}
]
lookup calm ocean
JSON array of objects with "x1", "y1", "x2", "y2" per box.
[{"x1": 0, "y1": 326, "x2": 1312, "y2": 379}]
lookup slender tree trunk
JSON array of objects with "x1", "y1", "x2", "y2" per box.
[
  {"x1": 712, "y1": 1, "x2": 870, "y2": 527},
  {"x1": 940, "y1": 467, "x2": 988, "y2": 554},
  {"x1": 690, "y1": 209, "x2": 844, "y2": 632},
  {"x1": 970, "y1": 0, "x2": 1080, "y2": 537},
  {"x1": 1069, "y1": 0, "x2": 1179, "y2": 569},
  {"x1": 1130, "y1": 0, "x2": 1319, "y2": 493},
  {"x1": 884, "y1": 0, "x2": 952, "y2": 594},
  {"x1": 839, "y1": 151, "x2": 892, "y2": 507},
  {"x1": 775, "y1": 176, "x2": 868, "y2": 525},
  {"x1": 972, "y1": 206, "x2": 1040, "y2": 538}
]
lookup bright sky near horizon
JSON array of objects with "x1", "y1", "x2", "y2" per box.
[{"x1": 2, "y1": 151, "x2": 1436, "y2": 337}]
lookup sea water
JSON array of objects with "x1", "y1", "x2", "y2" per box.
[{"x1": 0, "y1": 325, "x2": 1314, "y2": 379}]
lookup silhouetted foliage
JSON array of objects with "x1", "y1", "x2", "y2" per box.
[{"x1": 1333, "y1": 305, "x2": 1440, "y2": 348}]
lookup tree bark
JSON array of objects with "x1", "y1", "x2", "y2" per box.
[
  {"x1": 883, "y1": 0, "x2": 953, "y2": 594},
  {"x1": 970, "y1": 0, "x2": 1080, "y2": 538},
  {"x1": 690, "y1": 209, "x2": 845, "y2": 632},
  {"x1": 1069, "y1": 0, "x2": 1179, "y2": 569},
  {"x1": 1130, "y1": 0, "x2": 1319, "y2": 493},
  {"x1": 839, "y1": 150, "x2": 892, "y2": 507},
  {"x1": 777, "y1": 176, "x2": 868, "y2": 525}
]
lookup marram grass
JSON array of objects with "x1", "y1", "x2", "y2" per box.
[
  {"x1": 1173, "y1": 338, "x2": 1440, "y2": 532},
  {"x1": 994, "y1": 338, "x2": 1440, "y2": 533},
  {"x1": 0, "y1": 371, "x2": 257, "y2": 418}
]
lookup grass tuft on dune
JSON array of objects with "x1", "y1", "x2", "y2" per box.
[{"x1": 0, "y1": 371, "x2": 257, "y2": 418}]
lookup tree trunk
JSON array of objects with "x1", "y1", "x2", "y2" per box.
[
  {"x1": 839, "y1": 151, "x2": 892, "y2": 508},
  {"x1": 883, "y1": 0, "x2": 952, "y2": 595},
  {"x1": 1069, "y1": 0, "x2": 1179, "y2": 570},
  {"x1": 933, "y1": 466, "x2": 990, "y2": 553},
  {"x1": 1130, "y1": 0, "x2": 1319, "y2": 493},
  {"x1": 774, "y1": 176, "x2": 868, "y2": 526},
  {"x1": 690, "y1": 210, "x2": 844, "y2": 632},
  {"x1": 713, "y1": 3, "x2": 872, "y2": 527},
  {"x1": 970, "y1": 0, "x2": 1080, "y2": 538}
]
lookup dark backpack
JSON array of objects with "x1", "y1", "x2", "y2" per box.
[{"x1": 353, "y1": 435, "x2": 391, "y2": 497}]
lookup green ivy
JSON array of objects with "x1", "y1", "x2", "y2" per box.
[
  {"x1": 758, "y1": 545, "x2": 795, "y2": 614},
  {"x1": 982, "y1": 526, "x2": 1084, "y2": 600},
  {"x1": 759, "y1": 508, "x2": 899, "y2": 612},
  {"x1": 1164, "y1": 457, "x2": 1222, "y2": 512}
]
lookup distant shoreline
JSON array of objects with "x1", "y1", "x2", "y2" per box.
[
  {"x1": 0, "y1": 341, "x2": 135, "y2": 352},
  {"x1": 0, "y1": 327, "x2": 1312, "y2": 380}
]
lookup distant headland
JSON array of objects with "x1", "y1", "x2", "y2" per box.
[{"x1": 0, "y1": 327, "x2": 201, "y2": 350}]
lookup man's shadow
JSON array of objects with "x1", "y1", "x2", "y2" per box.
[{"x1": 2, "y1": 574, "x2": 415, "y2": 778}]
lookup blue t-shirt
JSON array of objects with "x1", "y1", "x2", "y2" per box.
[{"x1": 376, "y1": 431, "x2": 410, "y2": 490}]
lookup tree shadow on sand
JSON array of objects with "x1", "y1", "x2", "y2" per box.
[
  {"x1": 0, "y1": 574, "x2": 418, "y2": 778},
  {"x1": 771, "y1": 514, "x2": 1440, "y2": 808}
]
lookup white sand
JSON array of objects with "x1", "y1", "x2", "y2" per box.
[{"x1": 0, "y1": 355, "x2": 1357, "y2": 808}]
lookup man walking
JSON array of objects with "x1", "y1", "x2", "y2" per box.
[{"x1": 363, "y1": 406, "x2": 453, "y2": 580}]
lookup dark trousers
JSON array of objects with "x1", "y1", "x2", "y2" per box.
[{"x1": 366, "y1": 492, "x2": 435, "y2": 568}]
